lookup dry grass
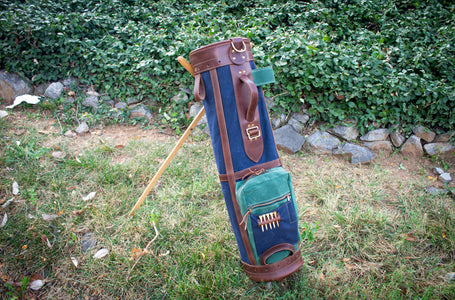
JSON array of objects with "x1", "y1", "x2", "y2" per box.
[{"x1": 1, "y1": 111, "x2": 454, "y2": 299}]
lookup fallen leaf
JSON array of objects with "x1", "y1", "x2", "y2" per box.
[
  {"x1": 1, "y1": 198, "x2": 14, "y2": 208},
  {"x1": 12, "y1": 182, "x2": 19, "y2": 195},
  {"x1": 30, "y1": 279, "x2": 44, "y2": 291},
  {"x1": 114, "y1": 144, "x2": 125, "y2": 149},
  {"x1": 6, "y1": 94, "x2": 41, "y2": 109},
  {"x1": 52, "y1": 151, "x2": 67, "y2": 159},
  {"x1": 83, "y1": 192, "x2": 96, "y2": 201},
  {"x1": 71, "y1": 257, "x2": 79, "y2": 267},
  {"x1": 42, "y1": 214, "x2": 58, "y2": 221},
  {"x1": 344, "y1": 263, "x2": 354, "y2": 270},
  {"x1": 0, "y1": 213, "x2": 7, "y2": 227},
  {"x1": 94, "y1": 248, "x2": 109, "y2": 259},
  {"x1": 401, "y1": 233, "x2": 416, "y2": 242}
]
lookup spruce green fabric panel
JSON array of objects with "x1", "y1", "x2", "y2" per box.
[{"x1": 252, "y1": 66, "x2": 275, "y2": 86}]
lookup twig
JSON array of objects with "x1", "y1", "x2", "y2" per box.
[
  {"x1": 126, "y1": 220, "x2": 159, "y2": 282},
  {"x1": 55, "y1": 115, "x2": 64, "y2": 135}
]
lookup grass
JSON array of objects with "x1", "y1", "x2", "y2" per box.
[{"x1": 0, "y1": 111, "x2": 454, "y2": 299}]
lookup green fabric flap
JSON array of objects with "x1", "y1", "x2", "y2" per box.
[{"x1": 252, "y1": 66, "x2": 275, "y2": 86}]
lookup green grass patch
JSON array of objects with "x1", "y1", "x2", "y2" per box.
[{"x1": 0, "y1": 112, "x2": 454, "y2": 299}]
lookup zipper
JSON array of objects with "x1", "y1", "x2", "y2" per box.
[{"x1": 248, "y1": 193, "x2": 290, "y2": 211}]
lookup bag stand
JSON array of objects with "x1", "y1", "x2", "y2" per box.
[{"x1": 190, "y1": 38, "x2": 303, "y2": 282}]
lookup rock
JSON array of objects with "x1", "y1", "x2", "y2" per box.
[
  {"x1": 273, "y1": 125, "x2": 305, "y2": 154},
  {"x1": 363, "y1": 141, "x2": 393, "y2": 154},
  {"x1": 0, "y1": 110, "x2": 8, "y2": 118},
  {"x1": 126, "y1": 97, "x2": 141, "y2": 105},
  {"x1": 423, "y1": 143, "x2": 455, "y2": 157},
  {"x1": 360, "y1": 128, "x2": 389, "y2": 142},
  {"x1": 445, "y1": 272, "x2": 455, "y2": 282},
  {"x1": 333, "y1": 143, "x2": 375, "y2": 164},
  {"x1": 62, "y1": 77, "x2": 78, "y2": 88},
  {"x1": 52, "y1": 151, "x2": 66, "y2": 159},
  {"x1": 0, "y1": 71, "x2": 31, "y2": 104},
  {"x1": 288, "y1": 113, "x2": 309, "y2": 133},
  {"x1": 400, "y1": 135, "x2": 424, "y2": 157},
  {"x1": 271, "y1": 113, "x2": 286, "y2": 129},
  {"x1": 130, "y1": 104, "x2": 152, "y2": 121},
  {"x1": 434, "y1": 132, "x2": 454, "y2": 143},
  {"x1": 81, "y1": 232, "x2": 97, "y2": 253},
  {"x1": 44, "y1": 82, "x2": 64, "y2": 100},
  {"x1": 305, "y1": 131, "x2": 341, "y2": 154},
  {"x1": 172, "y1": 91, "x2": 189, "y2": 103},
  {"x1": 82, "y1": 95, "x2": 99, "y2": 110},
  {"x1": 86, "y1": 90, "x2": 100, "y2": 97},
  {"x1": 327, "y1": 124, "x2": 359, "y2": 141},
  {"x1": 413, "y1": 125, "x2": 436, "y2": 143},
  {"x1": 425, "y1": 186, "x2": 448, "y2": 195},
  {"x1": 390, "y1": 130, "x2": 406, "y2": 147},
  {"x1": 189, "y1": 103, "x2": 208, "y2": 126},
  {"x1": 433, "y1": 167, "x2": 445, "y2": 175},
  {"x1": 439, "y1": 173, "x2": 452, "y2": 183},
  {"x1": 75, "y1": 122, "x2": 89, "y2": 135},
  {"x1": 64, "y1": 130, "x2": 76, "y2": 138},
  {"x1": 115, "y1": 102, "x2": 128, "y2": 111}
]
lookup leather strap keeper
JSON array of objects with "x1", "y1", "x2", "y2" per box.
[
  {"x1": 242, "y1": 247, "x2": 304, "y2": 282},
  {"x1": 218, "y1": 159, "x2": 281, "y2": 182}
]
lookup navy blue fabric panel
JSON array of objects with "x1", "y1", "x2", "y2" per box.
[
  {"x1": 220, "y1": 181, "x2": 250, "y2": 263},
  {"x1": 200, "y1": 62, "x2": 280, "y2": 264}
]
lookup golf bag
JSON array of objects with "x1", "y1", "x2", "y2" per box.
[{"x1": 189, "y1": 37, "x2": 303, "y2": 281}]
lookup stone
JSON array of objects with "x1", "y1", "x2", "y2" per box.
[
  {"x1": 288, "y1": 113, "x2": 309, "y2": 133},
  {"x1": 75, "y1": 122, "x2": 89, "y2": 135},
  {"x1": 271, "y1": 113, "x2": 286, "y2": 129},
  {"x1": 360, "y1": 128, "x2": 389, "y2": 142},
  {"x1": 433, "y1": 132, "x2": 454, "y2": 143},
  {"x1": 0, "y1": 110, "x2": 8, "y2": 118},
  {"x1": 189, "y1": 103, "x2": 208, "y2": 126},
  {"x1": 130, "y1": 104, "x2": 152, "y2": 121},
  {"x1": 333, "y1": 143, "x2": 375, "y2": 164},
  {"x1": 115, "y1": 102, "x2": 128, "y2": 110},
  {"x1": 62, "y1": 77, "x2": 78, "y2": 88},
  {"x1": 445, "y1": 272, "x2": 455, "y2": 282},
  {"x1": 126, "y1": 97, "x2": 141, "y2": 105},
  {"x1": 81, "y1": 232, "x2": 97, "y2": 253},
  {"x1": 390, "y1": 130, "x2": 406, "y2": 147},
  {"x1": 172, "y1": 91, "x2": 189, "y2": 103},
  {"x1": 82, "y1": 95, "x2": 99, "y2": 110},
  {"x1": 413, "y1": 125, "x2": 436, "y2": 143},
  {"x1": 86, "y1": 90, "x2": 100, "y2": 97},
  {"x1": 273, "y1": 125, "x2": 305, "y2": 154},
  {"x1": 439, "y1": 173, "x2": 452, "y2": 183},
  {"x1": 363, "y1": 141, "x2": 393, "y2": 154},
  {"x1": 305, "y1": 131, "x2": 341, "y2": 154},
  {"x1": 64, "y1": 130, "x2": 76, "y2": 138},
  {"x1": 400, "y1": 135, "x2": 424, "y2": 157},
  {"x1": 0, "y1": 71, "x2": 31, "y2": 104},
  {"x1": 423, "y1": 142, "x2": 455, "y2": 157},
  {"x1": 327, "y1": 124, "x2": 359, "y2": 141},
  {"x1": 44, "y1": 82, "x2": 64, "y2": 100},
  {"x1": 425, "y1": 186, "x2": 448, "y2": 195}
]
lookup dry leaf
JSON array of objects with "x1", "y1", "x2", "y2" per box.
[
  {"x1": 94, "y1": 248, "x2": 109, "y2": 259},
  {"x1": 401, "y1": 233, "x2": 416, "y2": 242},
  {"x1": 344, "y1": 263, "x2": 354, "y2": 270},
  {"x1": 42, "y1": 214, "x2": 58, "y2": 221},
  {"x1": 0, "y1": 213, "x2": 7, "y2": 227},
  {"x1": 1, "y1": 198, "x2": 14, "y2": 208},
  {"x1": 114, "y1": 144, "x2": 125, "y2": 149},
  {"x1": 52, "y1": 151, "x2": 67, "y2": 159},
  {"x1": 83, "y1": 192, "x2": 96, "y2": 201},
  {"x1": 12, "y1": 182, "x2": 19, "y2": 195},
  {"x1": 71, "y1": 257, "x2": 79, "y2": 267},
  {"x1": 30, "y1": 279, "x2": 44, "y2": 291}
]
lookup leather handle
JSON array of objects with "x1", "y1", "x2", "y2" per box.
[
  {"x1": 259, "y1": 243, "x2": 296, "y2": 265},
  {"x1": 193, "y1": 74, "x2": 206, "y2": 101},
  {"x1": 240, "y1": 75, "x2": 258, "y2": 122}
]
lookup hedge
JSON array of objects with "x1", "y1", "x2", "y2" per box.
[{"x1": 1, "y1": 0, "x2": 454, "y2": 133}]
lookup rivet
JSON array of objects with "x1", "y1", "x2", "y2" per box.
[{"x1": 232, "y1": 56, "x2": 236, "y2": 60}]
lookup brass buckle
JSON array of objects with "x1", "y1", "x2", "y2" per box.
[
  {"x1": 231, "y1": 40, "x2": 246, "y2": 53},
  {"x1": 246, "y1": 126, "x2": 261, "y2": 140}
]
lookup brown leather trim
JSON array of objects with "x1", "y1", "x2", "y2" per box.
[
  {"x1": 190, "y1": 38, "x2": 253, "y2": 75},
  {"x1": 218, "y1": 159, "x2": 281, "y2": 182},
  {"x1": 231, "y1": 63, "x2": 263, "y2": 163},
  {"x1": 259, "y1": 243, "x2": 296, "y2": 265},
  {"x1": 210, "y1": 69, "x2": 257, "y2": 265},
  {"x1": 193, "y1": 74, "x2": 206, "y2": 101},
  {"x1": 242, "y1": 247, "x2": 303, "y2": 282}
]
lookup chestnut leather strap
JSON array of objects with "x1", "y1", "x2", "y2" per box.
[
  {"x1": 218, "y1": 159, "x2": 281, "y2": 182},
  {"x1": 210, "y1": 69, "x2": 257, "y2": 265}
]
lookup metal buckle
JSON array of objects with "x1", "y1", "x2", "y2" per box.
[
  {"x1": 246, "y1": 126, "x2": 261, "y2": 140},
  {"x1": 231, "y1": 40, "x2": 246, "y2": 53}
]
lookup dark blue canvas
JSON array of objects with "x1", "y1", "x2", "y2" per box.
[{"x1": 201, "y1": 62, "x2": 280, "y2": 264}]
